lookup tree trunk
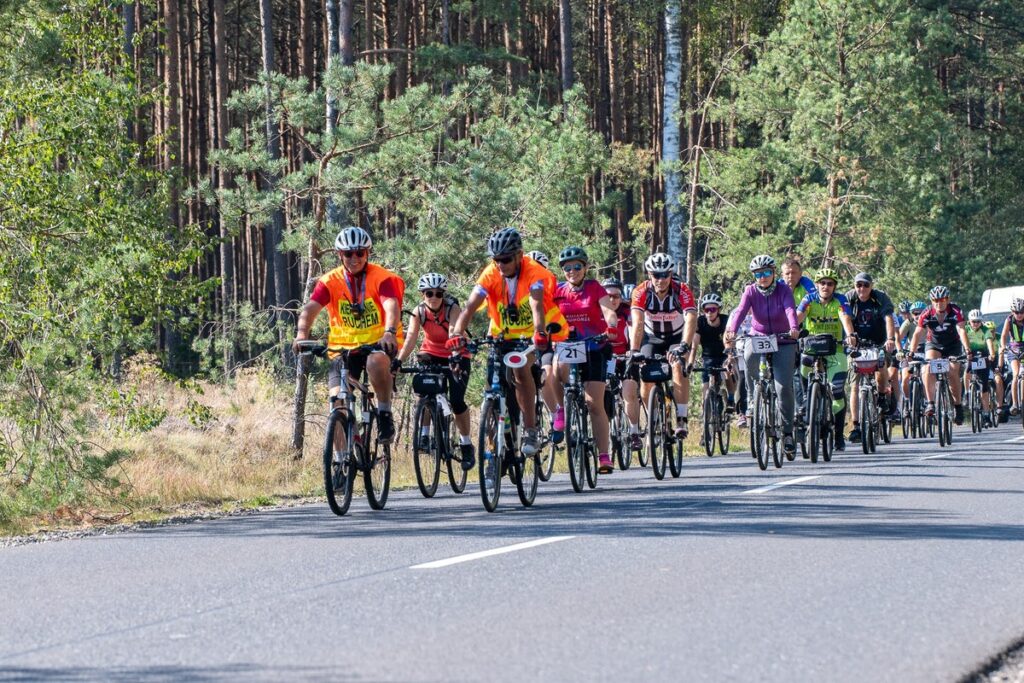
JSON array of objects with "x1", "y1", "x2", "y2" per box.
[
  {"x1": 559, "y1": 0, "x2": 574, "y2": 95},
  {"x1": 661, "y1": 0, "x2": 686, "y2": 273},
  {"x1": 213, "y1": 0, "x2": 236, "y2": 373},
  {"x1": 259, "y1": 0, "x2": 289, "y2": 317},
  {"x1": 163, "y1": 0, "x2": 183, "y2": 371}
]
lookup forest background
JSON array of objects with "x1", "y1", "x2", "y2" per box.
[{"x1": 1, "y1": 0, "x2": 1021, "y2": 530}]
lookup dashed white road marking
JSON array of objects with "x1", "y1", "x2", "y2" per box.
[
  {"x1": 410, "y1": 536, "x2": 576, "y2": 569},
  {"x1": 740, "y1": 475, "x2": 822, "y2": 495}
]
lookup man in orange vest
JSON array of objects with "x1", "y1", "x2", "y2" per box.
[
  {"x1": 293, "y1": 226, "x2": 405, "y2": 443},
  {"x1": 448, "y1": 227, "x2": 567, "y2": 456}
]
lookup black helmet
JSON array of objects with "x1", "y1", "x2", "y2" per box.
[
  {"x1": 558, "y1": 245, "x2": 589, "y2": 266},
  {"x1": 601, "y1": 277, "x2": 624, "y2": 291},
  {"x1": 486, "y1": 227, "x2": 522, "y2": 257}
]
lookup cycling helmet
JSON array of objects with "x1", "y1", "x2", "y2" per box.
[
  {"x1": 601, "y1": 277, "x2": 624, "y2": 291},
  {"x1": 815, "y1": 267, "x2": 839, "y2": 284},
  {"x1": 749, "y1": 254, "x2": 776, "y2": 272},
  {"x1": 417, "y1": 272, "x2": 447, "y2": 292},
  {"x1": 644, "y1": 252, "x2": 675, "y2": 272},
  {"x1": 699, "y1": 293, "x2": 723, "y2": 310},
  {"x1": 899, "y1": 300, "x2": 912, "y2": 314},
  {"x1": 967, "y1": 309, "x2": 983, "y2": 322},
  {"x1": 558, "y1": 246, "x2": 589, "y2": 266},
  {"x1": 334, "y1": 226, "x2": 372, "y2": 251},
  {"x1": 929, "y1": 285, "x2": 950, "y2": 300},
  {"x1": 911, "y1": 300, "x2": 927, "y2": 313},
  {"x1": 1011, "y1": 297, "x2": 1024, "y2": 313},
  {"x1": 486, "y1": 227, "x2": 523, "y2": 257},
  {"x1": 526, "y1": 251, "x2": 550, "y2": 269},
  {"x1": 623, "y1": 284, "x2": 635, "y2": 300}
]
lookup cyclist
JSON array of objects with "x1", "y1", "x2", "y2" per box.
[
  {"x1": 292, "y1": 226, "x2": 405, "y2": 444},
  {"x1": 549, "y1": 247, "x2": 618, "y2": 473},
  {"x1": 844, "y1": 273, "x2": 898, "y2": 443},
  {"x1": 724, "y1": 255, "x2": 801, "y2": 456},
  {"x1": 526, "y1": 250, "x2": 551, "y2": 271},
  {"x1": 999, "y1": 297, "x2": 1024, "y2": 416},
  {"x1": 395, "y1": 273, "x2": 476, "y2": 469},
  {"x1": 781, "y1": 257, "x2": 817, "y2": 436},
  {"x1": 907, "y1": 285, "x2": 971, "y2": 423},
  {"x1": 687, "y1": 293, "x2": 736, "y2": 413},
  {"x1": 796, "y1": 268, "x2": 857, "y2": 452},
  {"x1": 448, "y1": 227, "x2": 567, "y2": 456},
  {"x1": 629, "y1": 252, "x2": 698, "y2": 439},
  {"x1": 603, "y1": 277, "x2": 642, "y2": 450},
  {"x1": 963, "y1": 308, "x2": 998, "y2": 426},
  {"x1": 896, "y1": 300, "x2": 912, "y2": 329},
  {"x1": 898, "y1": 300, "x2": 928, "y2": 418}
]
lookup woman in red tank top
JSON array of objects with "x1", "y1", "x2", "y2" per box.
[{"x1": 397, "y1": 273, "x2": 475, "y2": 469}]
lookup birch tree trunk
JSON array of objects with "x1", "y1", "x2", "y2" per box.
[{"x1": 661, "y1": 0, "x2": 686, "y2": 275}]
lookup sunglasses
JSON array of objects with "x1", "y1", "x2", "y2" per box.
[
  {"x1": 817, "y1": 280, "x2": 836, "y2": 286},
  {"x1": 703, "y1": 306, "x2": 720, "y2": 313},
  {"x1": 422, "y1": 290, "x2": 444, "y2": 299},
  {"x1": 855, "y1": 283, "x2": 871, "y2": 289},
  {"x1": 341, "y1": 249, "x2": 366, "y2": 258},
  {"x1": 753, "y1": 269, "x2": 773, "y2": 279},
  {"x1": 651, "y1": 271, "x2": 672, "y2": 280},
  {"x1": 563, "y1": 263, "x2": 584, "y2": 273},
  {"x1": 493, "y1": 255, "x2": 515, "y2": 265},
  {"x1": 932, "y1": 297, "x2": 949, "y2": 303}
]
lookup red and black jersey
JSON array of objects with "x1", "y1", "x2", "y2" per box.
[
  {"x1": 630, "y1": 280, "x2": 696, "y2": 340},
  {"x1": 917, "y1": 304, "x2": 964, "y2": 347}
]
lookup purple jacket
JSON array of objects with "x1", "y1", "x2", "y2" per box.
[{"x1": 727, "y1": 281, "x2": 799, "y2": 340}]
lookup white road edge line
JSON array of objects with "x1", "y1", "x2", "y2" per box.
[
  {"x1": 920, "y1": 453, "x2": 949, "y2": 460},
  {"x1": 1003, "y1": 435, "x2": 1024, "y2": 443},
  {"x1": 410, "y1": 536, "x2": 576, "y2": 570},
  {"x1": 740, "y1": 475, "x2": 822, "y2": 495}
]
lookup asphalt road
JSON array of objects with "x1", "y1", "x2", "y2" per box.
[{"x1": 2, "y1": 425, "x2": 1023, "y2": 682}]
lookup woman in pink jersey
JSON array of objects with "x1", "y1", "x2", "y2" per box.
[
  {"x1": 550, "y1": 246, "x2": 619, "y2": 473},
  {"x1": 396, "y1": 273, "x2": 475, "y2": 470}
]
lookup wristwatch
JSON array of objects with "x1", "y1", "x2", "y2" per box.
[{"x1": 385, "y1": 327, "x2": 397, "y2": 334}]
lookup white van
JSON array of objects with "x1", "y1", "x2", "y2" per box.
[{"x1": 980, "y1": 286, "x2": 1024, "y2": 326}]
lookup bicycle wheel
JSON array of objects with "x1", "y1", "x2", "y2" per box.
[
  {"x1": 613, "y1": 397, "x2": 632, "y2": 470},
  {"x1": 322, "y1": 409, "x2": 355, "y2": 517},
  {"x1": 770, "y1": 391, "x2": 783, "y2": 469},
  {"x1": 860, "y1": 390, "x2": 872, "y2": 455},
  {"x1": 910, "y1": 381, "x2": 922, "y2": 439},
  {"x1": 971, "y1": 385, "x2": 982, "y2": 433},
  {"x1": 363, "y1": 413, "x2": 391, "y2": 510},
  {"x1": 537, "y1": 400, "x2": 556, "y2": 482},
  {"x1": 807, "y1": 383, "x2": 821, "y2": 464},
  {"x1": 444, "y1": 411, "x2": 467, "y2": 494},
  {"x1": 584, "y1": 410, "x2": 598, "y2": 489},
  {"x1": 821, "y1": 408, "x2": 834, "y2": 463},
  {"x1": 881, "y1": 402, "x2": 892, "y2": 445},
  {"x1": 567, "y1": 393, "x2": 586, "y2": 493},
  {"x1": 649, "y1": 384, "x2": 668, "y2": 480},
  {"x1": 752, "y1": 386, "x2": 769, "y2": 471},
  {"x1": 636, "y1": 402, "x2": 650, "y2": 467},
  {"x1": 515, "y1": 423, "x2": 539, "y2": 507},
  {"x1": 703, "y1": 392, "x2": 716, "y2": 457},
  {"x1": 477, "y1": 399, "x2": 503, "y2": 512},
  {"x1": 936, "y1": 387, "x2": 948, "y2": 447},
  {"x1": 868, "y1": 398, "x2": 878, "y2": 453},
  {"x1": 718, "y1": 391, "x2": 732, "y2": 456},
  {"x1": 412, "y1": 400, "x2": 441, "y2": 498}
]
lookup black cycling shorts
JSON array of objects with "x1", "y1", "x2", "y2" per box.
[{"x1": 925, "y1": 339, "x2": 964, "y2": 359}]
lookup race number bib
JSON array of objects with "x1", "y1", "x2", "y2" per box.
[
  {"x1": 929, "y1": 359, "x2": 950, "y2": 374},
  {"x1": 556, "y1": 341, "x2": 587, "y2": 364},
  {"x1": 856, "y1": 348, "x2": 880, "y2": 362},
  {"x1": 971, "y1": 357, "x2": 987, "y2": 371},
  {"x1": 748, "y1": 335, "x2": 779, "y2": 354}
]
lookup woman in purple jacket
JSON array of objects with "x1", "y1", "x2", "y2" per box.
[{"x1": 724, "y1": 255, "x2": 801, "y2": 456}]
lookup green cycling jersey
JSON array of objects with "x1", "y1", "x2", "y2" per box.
[{"x1": 964, "y1": 322, "x2": 995, "y2": 354}]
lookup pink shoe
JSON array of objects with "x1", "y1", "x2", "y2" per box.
[
  {"x1": 553, "y1": 406, "x2": 565, "y2": 431},
  {"x1": 598, "y1": 453, "x2": 613, "y2": 474}
]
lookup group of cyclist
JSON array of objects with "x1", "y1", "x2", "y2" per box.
[{"x1": 294, "y1": 225, "x2": 1024, "y2": 494}]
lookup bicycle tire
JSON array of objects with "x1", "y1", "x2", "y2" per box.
[
  {"x1": 752, "y1": 385, "x2": 769, "y2": 471},
  {"x1": 868, "y1": 397, "x2": 878, "y2": 453},
  {"x1": 636, "y1": 402, "x2": 650, "y2": 468},
  {"x1": 649, "y1": 384, "x2": 668, "y2": 480},
  {"x1": 515, "y1": 423, "x2": 539, "y2": 507},
  {"x1": 613, "y1": 397, "x2": 632, "y2": 470},
  {"x1": 770, "y1": 391, "x2": 783, "y2": 469},
  {"x1": 444, "y1": 410, "x2": 467, "y2": 494},
  {"x1": 668, "y1": 392, "x2": 684, "y2": 477},
  {"x1": 363, "y1": 413, "x2": 391, "y2": 510},
  {"x1": 703, "y1": 392, "x2": 715, "y2": 457},
  {"x1": 971, "y1": 385, "x2": 982, "y2": 434},
  {"x1": 537, "y1": 400, "x2": 556, "y2": 482},
  {"x1": 412, "y1": 400, "x2": 441, "y2": 498},
  {"x1": 567, "y1": 392, "x2": 586, "y2": 493},
  {"x1": 937, "y1": 385, "x2": 948, "y2": 447},
  {"x1": 807, "y1": 382, "x2": 821, "y2": 464},
  {"x1": 860, "y1": 389, "x2": 871, "y2": 455},
  {"x1": 477, "y1": 399, "x2": 503, "y2": 512},
  {"x1": 881, "y1": 402, "x2": 892, "y2": 445},
  {"x1": 322, "y1": 409, "x2": 355, "y2": 517},
  {"x1": 584, "y1": 410, "x2": 598, "y2": 489},
  {"x1": 718, "y1": 390, "x2": 732, "y2": 456}
]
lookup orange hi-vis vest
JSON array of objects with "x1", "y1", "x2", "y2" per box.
[
  {"x1": 476, "y1": 256, "x2": 568, "y2": 340},
  {"x1": 319, "y1": 263, "x2": 406, "y2": 351}
]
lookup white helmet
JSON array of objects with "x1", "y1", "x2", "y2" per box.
[
  {"x1": 526, "y1": 251, "x2": 550, "y2": 269},
  {"x1": 749, "y1": 254, "x2": 776, "y2": 272},
  {"x1": 968, "y1": 309, "x2": 983, "y2": 322},
  {"x1": 334, "y1": 226, "x2": 372, "y2": 251},
  {"x1": 417, "y1": 273, "x2": 447, "y2": 292},
  {"x1": 644, "y1": 252, "x2": 675, "y2": 272},
  {"x1": 1011, "y1": 297, "x2": 1024, "y2": 314}
]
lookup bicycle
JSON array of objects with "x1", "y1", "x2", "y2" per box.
[
  {"x1": 556, "y1": 333, "x2": 607, "y2": 492},
  {"x1": 636, "y1": 346, "x2": 686, "y2": 480},
  {"x1": 468, "y1": 336, "x2": 546, "y2": 511},
  {"x1": 900, "y1": 353, "x2": 927, "y2": 439},
  {"x1": 800, "y1": 334, "x2": 837, "y2": 464},
  {"x1": 605, "y1": 354, "x2": 633, "y2": 471},
  {"x1": 929, "y1": 354, "x2": 966, "y2": 447},
  {"x1": 850, "y1": 344, "x2": 890, "y2": 454},
  {"x1": 297, "y1": 341, "x2": 391, "y2": 516},
  {"x1": 699, "y1": 354, "x2": 733, "y2": 457},
  {"x1": 965, "y1": 352, "x2": 989, "y2": 434},
  {"x1": 398, "y1": 363, "x2": 467, "y2": 497},
  {"x1": 747, "y1": 333, "x2": 791, "y2": 471}
]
